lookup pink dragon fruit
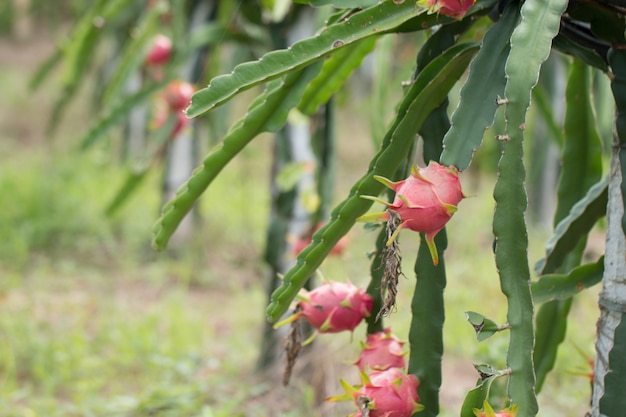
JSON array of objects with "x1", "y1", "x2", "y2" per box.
[
  {"x1": 276, "y1": 281, "x2": 373, "y2": 335},
  {"x1": 336, "y1": 368, "x2": 422, "y2": 417},
  {"x1": 299, "y1": 281, "x2": 373, "y2": 333},
  {"x1": 421, "y1": 0, "x2": 475, "y2": 19},
  {"x1": 359, "y1": 162, "x2": 464, "y2": 265},
  {"x1": 355, "y1": 328, "x2": 406, "y2": 372},
  {"x1": 145, "y1": 34, "x2": 172, "y2": 66},
  {"x1": 473, "y1": 401, "x2": 518, "y2": 417},
  {"x1": 164, "y1": 80, "x2": 195, "y2": 112}
]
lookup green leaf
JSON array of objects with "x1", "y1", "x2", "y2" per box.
[
  {"x1": 534, "y1": 177, "x2": 608, "y2": 275},
  {"x1": 298, "y1": 37, "x2": 377, "y2": 115},
  {"x1": 152, "y1": 63, "x2": 324, "y2": 251},
  {"x1": 532, "y1": 258, "x2": 604, "y2": 304},
  {"x1": 106, "y1": 168, "x2": 151, "y2": 217},
  {"x1": 266, "y1": 42, "x2": 480, "y2": 322},
  {"x1": 276, "y1": 162, "x2": 310, "y2": 192},
  {"x1": 79, "y1": 80, "x2": 169, "y2": 150},
  {"x1": 186, "y1": 0, "x2": 423, "y2": 118},
  {"x1": 533, "y1": 58, "x2": 604, "y2": 393},
  {"x1": 460, "y1": 375, "x2": 497, "y2": 417},
  {"x1": 440, "y1": 2, "x2": 519, "y2": 170},
  {"x1": 29, "y1": 47, "x2": 63, "y2": 91},
  {"x1": 552, "y1": 34, "x2": 608, "y2": 72},
  {"x1": 496, "y1": 0, "x2": 568, "y2": 414},
  {"x1": 101, "y1": 5, "x2": 163, "y2": 108},
  {"x1": 465, "y1": 311, "x2": 504, "y2": 342}
]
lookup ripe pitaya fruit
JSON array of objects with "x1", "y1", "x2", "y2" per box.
[
  {"x1": 145, "y1": 34, "x2": 172, "y2": 66},
  {"x1": 355, "y1": 328, "x2": 406, "y2": 372},
  {"x1": 276, "y1": 281, "x2": 373, "y2": 335},
  {"x1": 164, "y1": 80, "x2": 195, "y2": 112},
  {"x1": 359, "y1": 161, "x2": 465, "y2": 265},
  {"x1": 473, "y1": 401, "x2": 518, "y2": 417},
  {"x1": 337, "y1": 368, "x2": 422, "y2": 417},
  {"x1": 420, "y1": 0, "x2": 476, "y2": 19}
]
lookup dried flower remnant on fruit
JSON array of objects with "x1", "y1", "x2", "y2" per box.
[
  {"x1": 282, "y1": 305, "x2": 303, "y2": 386},
  {"x1": 358, "y1": 161, "x2": 465, "y2": 265},
  {"x1": 355, "y1": 328, "x2": 406, "y2": 372}
]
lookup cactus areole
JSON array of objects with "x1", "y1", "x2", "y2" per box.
[{"x1": 359, "y1": 161, "x2": 465, "y2": 265}]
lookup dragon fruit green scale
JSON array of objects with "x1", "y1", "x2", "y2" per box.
[{"x1": 358, "y1": 161, "x2": 465, "y2": 265}]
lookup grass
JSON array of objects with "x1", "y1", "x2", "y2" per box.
[{"x1": 0, "y1": 32, "x2": 606, "y2": 417}]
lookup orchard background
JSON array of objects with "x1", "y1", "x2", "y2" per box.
[{"x1": 0, "y1": 0, "x2": 622, "y2": 416}]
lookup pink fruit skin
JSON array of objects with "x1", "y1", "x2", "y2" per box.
[
  {"x1": 355, "y1": 328, "x2": 406, "y2": 372},
  {"x1": 164, "y1": 80, "x2": 195, "y2": 112},
  {"x1": 387, "y1": 162, "x2": 463, "y2": 235},
  {"x1": 298, "y1": 281, "x2": 373, "y2": 333},
  {"x1": 145, "y1": 34, "x2": 172, "y2": 66},
  {"x1": 426, "y1": 0, "x2": 475, "y2": 18},
  {"x1": 354, "y1": 368, "x2": 420, "y2": 417},
  {"x1": 368, "y1": 161, "x2": 464, "y2": 265}
]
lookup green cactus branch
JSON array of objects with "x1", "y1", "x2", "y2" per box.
[
  {"x1": 266, "y1": 42, "x2": 480, "y2": 323},
  {"x1": 408, "y1": 231, "x2": 447, "y2": 417},
  {"x1": 186, "y1": 0, "x2": 423, "y2": 118},
  {"x1": 440, "y1": 2, "x2": 519, "y2": 170},
  {"x1": 495, "y1": 0, "x2": 567, "y2": 414},
  {"x1": 534, "y1": 59, "x2": 604, "y2": 392},
  {"x1": 298, "y1": 37, "x2": 377, "y2": 115}
]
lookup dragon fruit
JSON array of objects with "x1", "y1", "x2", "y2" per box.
[
  {"x1": 473, "y1": 401, "x2": 518, "y2": 417},
  {"x1": 300, "y1": 281, "x2": 373, "y2": 333},
  {"x1": 355, "y1": 328, "x2": 406, "y2": 372},
  {"x1": 145, "y1": 34, "x2": 172, "y2": 66},
  {"x1": 337, "y1": 368, "x2": 422, "y2": 417},
  {"x1": 359, "y1": 161, "x2": 464, "y2": 265},
  {"x1": 164, "y1": 80, "x2": 195, "y2": 112},
  {"x1": 421, "y1": 0, "x2": 475, "y2": 19},
  {"x1": 276, "y1": 281, "x2": 373, "y2": 335}
]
